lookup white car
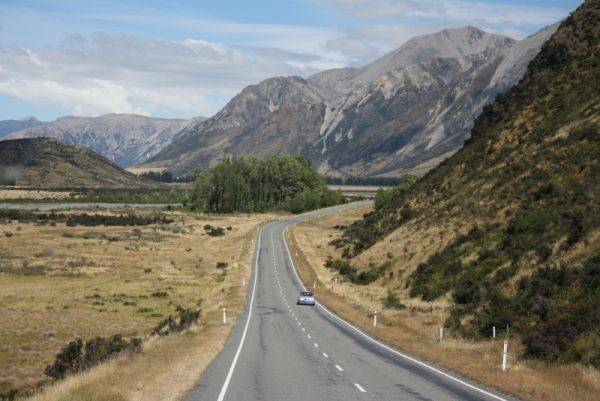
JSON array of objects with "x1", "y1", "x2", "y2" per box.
[{"x1": 297, "y1": 291, "x2": 315, "y2": 306}]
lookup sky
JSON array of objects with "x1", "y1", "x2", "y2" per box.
[{"x1": 0, "y1": 0, "x2": 583, "y2": 121}]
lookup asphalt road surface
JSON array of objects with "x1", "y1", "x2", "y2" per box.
[{"x1": 188, "y1": 202, "x2": 517, "y2": 401}]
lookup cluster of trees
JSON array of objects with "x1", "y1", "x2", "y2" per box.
[
  {"x1": 325, "y1": 175, "x2": 410, "y2": 186},
  {"x1": 139, "y1": 170, "x2": 194, "y2": 183},
  {"x1": 191, "y1": 155, "x2": 345, "y2": 213}
]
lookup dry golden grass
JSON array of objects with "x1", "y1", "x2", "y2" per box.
[
  {"x1": 289, "y1": 206, "x2": 600, "y2": 401},
  {"x1": 0, "y1": 189, "x2": 72, "y2": 200},
  {"x1": 125, "y1": 167, "x2": 167, "y2": 175},
  {"x1": 0, "y1": 210, "x2": 273, "y2": 396}
]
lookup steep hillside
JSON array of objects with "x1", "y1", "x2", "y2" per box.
[
  {"x1": 146, "y1": 26, "x2": 555, "y2": 177},
  {"x1": 0, "y1": 138, "x2": 152, "y2": 187},
  {"x1": 338, "y1": 0, "x2": 599, "y2": 365},
  {"x1": 0, "y1": 117, "x2": 43, "y2": 139},
  {"x1": 4, "y1": 114, "x2": 197, "y2": 167},
  {"x1": 144, "y1": 77, "x2": 326, "y2": 175}
]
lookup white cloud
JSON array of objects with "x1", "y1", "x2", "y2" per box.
[
  {"x1": 0, "y1": 33, "x2": 346, "y2": 118},
  {"x1": 322, "y1": 0, "x2": 567, "y2": 26}
]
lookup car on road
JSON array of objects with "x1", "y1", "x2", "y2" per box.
[{"x1": 297, "y1": 291, "x2": 315, "y2": 306}]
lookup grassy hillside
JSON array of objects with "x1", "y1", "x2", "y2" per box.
[
  {"x1": 338, "y1": 0, "x2": 599, "y2": 366},
  {"x1": 0, "y1": 138, "x2": 153, "y2": 188}
]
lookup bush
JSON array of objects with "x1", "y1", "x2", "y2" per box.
[
  {"x1": 324, "y1": 258, "x2": 387, "y2": 285},
  {"x1": 153, "y1": 304, "x2": 201, "y2": 336},
  {"x1": 382, "y1": 291, "x2": 405, "y2": 309},
  {"x1": 205, "y1": 226, "x2": 226, "y2": 236},
  {"x1": 44, "y1": 335, "x2": 142, "y2": 380}
]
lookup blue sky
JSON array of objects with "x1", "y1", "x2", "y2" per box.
[{"x1": 0, "y1": 0, "x2": 583, "y2": 121}]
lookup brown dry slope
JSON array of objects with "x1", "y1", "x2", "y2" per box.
[
  {"x1": 0, "y1": 138, "x2": 153, "y2": 187},
  {"x1": 335, "y1": 0, "x2": 598, "y2": 367}
]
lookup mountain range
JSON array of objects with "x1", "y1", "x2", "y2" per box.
[
  {"x1": 3, "y1": 114, "x2": 203, "y2": 168},
  {"x1": 0, "y1": 117, "x2": 43, "y2": 140},
  {"x1": 1, "y1": 24, "x2": 559, "y2": 177},
  {"x1": 144, "y1": 24, "x2": 558, "y2": 176}
]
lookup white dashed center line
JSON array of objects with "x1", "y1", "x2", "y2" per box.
[
  {"x1": 313, "y1": 342, "x2": 319, "y2": 348},
  {"x1": 335, "y1": 364, "x2": 343, "y2": 372},
  {"x1": 354, "y1": 383, "x2": 366, "y2": 393},
  {"x1": 322, "y1": 353, "x2": 329, "y2": 358}
]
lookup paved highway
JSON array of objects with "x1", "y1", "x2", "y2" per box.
[{"x1": 188, "y1": 202, "x2": 517, "y2": 401}]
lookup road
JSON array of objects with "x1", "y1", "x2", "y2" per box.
[{"x1": 188, "y1": 202, "x2": 517, "y2": 401}]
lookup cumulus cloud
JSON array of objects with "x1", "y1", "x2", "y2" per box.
[{"x1": 0, "y1": 33, "x2": 345, "y2": 118}]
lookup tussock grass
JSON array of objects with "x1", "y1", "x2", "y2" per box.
[{"x1": 0, "y1": 209, "x2": 271, "y2": 397}]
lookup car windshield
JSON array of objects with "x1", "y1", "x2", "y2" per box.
[{"x1": 300, "y1": 291, "x2": 314, "y2": 297}]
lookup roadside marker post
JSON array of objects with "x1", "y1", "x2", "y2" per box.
[
  {"x1": 493, "y1": 326, "x2": 496, "y2": 338},
  {"x1": 373, "y1": 310, "x2": 378, "y2": 328},
  {"x1": 222, "y1": 307, "x2": 227, "y2": 325},
  {"x1": 502, "y1": 340, "x2": 509, "y2": 371},
  {"x1": 439, "y1": 327, "x2": 444, "y2": 342}
]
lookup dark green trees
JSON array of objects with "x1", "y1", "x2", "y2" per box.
[{"x1": 191, "y1": 155, "x2": 345, "y2": 213}]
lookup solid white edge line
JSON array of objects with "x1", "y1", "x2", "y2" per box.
[
  {"x1": 215, "y1": 226, "x2": 263, "y2": 401},
  {"x1": 281, "y1": 224, "x2": 510, "y2": 401},
  {"x1": 354, "y1": 383, "x2": 366, "y2": 393}
]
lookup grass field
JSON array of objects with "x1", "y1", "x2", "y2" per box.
[
  {"x1": 288, "y1": 205, "x2": 600, "y2": 401},
  {"x1": 0, "y1": 209, "x2": 272, "y2": 398}
]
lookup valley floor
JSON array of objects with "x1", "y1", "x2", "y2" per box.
[
  {"x1": 288, "y1": 205, "x2": 600, "y2": 401},
  {"x1": 0, "y1": 208, "x2": 272, "y2": 399}
]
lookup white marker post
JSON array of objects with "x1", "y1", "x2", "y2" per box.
[
  {"x1": 222, "y1": 307, "x2": 227, "y2": 325},
  {"x1": 502, "y1": 340, "x2": 509, "y2": 371},
  {"x1": 313, "y1": 281, "x2": 316, "y2": 289},
  {"x1": 493, "y1": 326, "x2": 496, "y2": 338},
  {"x1": 439, "y1": 327, "x2": 444, "y2": 342},
  {"x1": 373, "y1": 310, "x2": 378, "y2": 328}
]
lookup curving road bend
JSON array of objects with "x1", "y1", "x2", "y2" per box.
[{"x1": 187, "y1": 202, "x2": 518, "y2": 401}]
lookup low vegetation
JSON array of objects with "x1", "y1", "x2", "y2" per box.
[
  {"x1": 191, "y1": 155, "x2": 345, "y2": 213},
  {"x1": 324, "y1": 257, "x2": 388, "y2": 285},
  {"x1": 44, "y1": 335, "x2": 142, "y2": 380},
  {"x1": 325, "y1": 175, "x2": 414, "y2": 187},
  {"x1": 0, "y1": 210, "x2": 173, "y2": 226},
  {"x1": 373, "y1": 174, "x2": 418, "y2": 211},
  {"x1": 0, "y1": 187, "x2": 190, "y2": 204},
  {"x1": 0, "y1": 209, "x2": 269, "y2": 397}
]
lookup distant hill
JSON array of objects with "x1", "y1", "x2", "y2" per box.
[
  {"x1": 4, "y1": 114, "x2": 201, "y2": 167},
  {"x1": 0, "y1": 138, "x2": 152, "y2": 187},
  {"x1": 144, "y1": 25, "x2": 557, "y2": 177},
  {"x1": 337, "y1": 0, "x2": 599, "y2": 365},
  {"x1": 0, "y1": 117, "x2": 43, "y2": 139}
]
